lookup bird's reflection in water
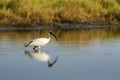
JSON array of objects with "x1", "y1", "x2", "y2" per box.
[{"x1": 25, "y1": 50, "x2": 58, "y2": 67}]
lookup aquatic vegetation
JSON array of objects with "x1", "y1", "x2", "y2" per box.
[{"x1": 0, "y1": 0, "x2": 120, "y2": 27}]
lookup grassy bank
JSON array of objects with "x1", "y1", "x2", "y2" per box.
[{"x1": 0, "y1": 0, "x2": 120, "y2": 27}]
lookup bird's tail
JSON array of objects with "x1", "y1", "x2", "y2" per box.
[{"x1": 24, "y1": 41, "x2": 33, "y2": 47}]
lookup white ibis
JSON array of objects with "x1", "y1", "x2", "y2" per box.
[
  {"x1": 25, "y1": 50, "x2": 58, "y2": 67},
  {"x1": 25, "y1": 31, "x2": 58, "y2": 50}
]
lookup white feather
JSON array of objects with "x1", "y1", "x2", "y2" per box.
[
  {"x1": 25, "y1": 31, "x2": 58, "y2": 50},
  {"x1": 29, "y1": 38, "x2": 50, "y2": 46}
]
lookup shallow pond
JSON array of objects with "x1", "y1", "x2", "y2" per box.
[{"x1": 0, "y1": 28, "x2": 120, "y2": 80}]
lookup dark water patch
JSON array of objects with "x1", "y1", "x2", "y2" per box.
[{"x1": 0, "y1": 24, "x2": 118, "y2": 31}]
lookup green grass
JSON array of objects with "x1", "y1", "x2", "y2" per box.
[{"x1": 0, "y1": 0, "x2": 120, "y2": 27}]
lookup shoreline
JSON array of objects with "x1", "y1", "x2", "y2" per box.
[{"x1": 0, "y1": 23, "x2": 119, "y2": 30}]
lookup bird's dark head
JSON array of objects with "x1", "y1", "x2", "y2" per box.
[
  {"x1": 48, "y1": 56, "x2": 58, "y2": 67},
  {"x1": 49, "y1": 31, "x2": 58, "y2": 42}
]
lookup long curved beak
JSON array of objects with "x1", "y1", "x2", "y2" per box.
[
  {"x1": 48, "y1": 56, "x2": 58, "y2": 67},
  {"x1": 49, "y1": 32, "x2": 58, "y2": 42}
]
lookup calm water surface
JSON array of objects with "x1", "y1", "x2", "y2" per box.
[{"x1": 0, "y1": 29, "x2": 120, "y2": 80}]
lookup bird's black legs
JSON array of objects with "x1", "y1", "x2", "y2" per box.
[{"x1": 33, "y1": 46, "x2": 37, "y2": 50}]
